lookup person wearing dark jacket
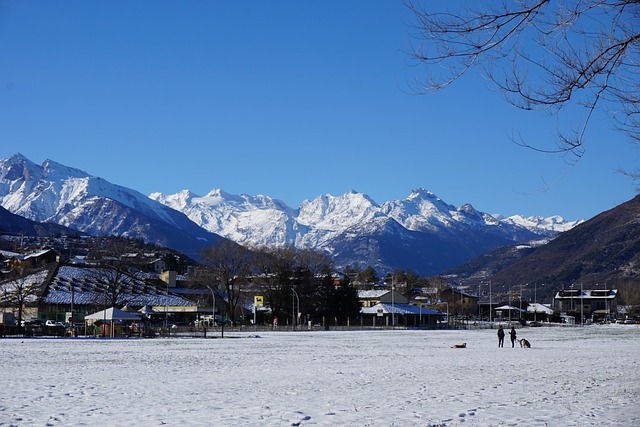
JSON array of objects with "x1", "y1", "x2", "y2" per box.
[
  {"x1": 509, "y1": 326, "x2": 517, "y2": 348},
  {"x1": 497, "y1": 326, "x2": 505, "y2": 348}
]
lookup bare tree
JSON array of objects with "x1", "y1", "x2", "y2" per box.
[
  {"x1": 0, "y1": 266, "x2": 49, "y2": 325},
  {"x1": 200, "y1": 240, "x2": 250, "y2": 323},
  {"x1": 252, "y1": 246, "x2": 298, "y2": 322},
  {"x1": 90, "y1": 265, "x2": 135, "y2": 308},
  {"x1": 406, "y1": 1, "x2": 640, "y2": 166},
  {"x1": 617, "y1": 279, "x2": 640, "y2": 316}
]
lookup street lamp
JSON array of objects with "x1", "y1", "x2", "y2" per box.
[
  {"x1": 580, "y1": 283, "x2": 584, "y2": 326},
  {"x1": 164, "y1": 280, "x2": 169, "y2": 336},
  {"x1": 390, "y1": 274, "x2": 395, "y2": 328},
  {"x1": 443, "y1": 301, "x2": 449, "y2": 326},
  {"x1": 436, "y1": 299, "x2": 448, "y2": 327},
  {"x1": 291, "y1": 288, "x2": 299, "y2": 330},
  {"x1": 206, "y1": 285, "x2": 216, "y2": 330},
  {"x1": 481, "y1": 280, "x2": 492, "y2": 323}
]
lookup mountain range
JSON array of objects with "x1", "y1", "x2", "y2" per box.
[
  {"x1": 0, "y1": 154, "x2": 225, "y2": 258},
  {"x1": 150, "y1": 188, "x2": 579, "y2": 275},
  {"x1": 0, "y1": 153, "x2": 581, "y2": 275},
  {"x1": 453, "y1": 194, "x2": 640, "y2": 298}
]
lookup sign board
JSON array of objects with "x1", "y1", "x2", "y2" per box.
[{"x1": 254, "y1": 295, "x2": 264, "y2": 306}]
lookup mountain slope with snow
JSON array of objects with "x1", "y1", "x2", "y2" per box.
[
  {"x1": 0, "y1": 154, "x2": 225, "y2": 257},
  {"x1": 1, "y1": 154, "x2": 582, "y2": 274},
  {"x1": 151, "y1": 186, "x2": 580, "y2": 274}
]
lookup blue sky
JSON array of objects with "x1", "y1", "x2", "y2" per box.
[{"x1": 0, "y1": 1, "x2": 637, "y2": 222}]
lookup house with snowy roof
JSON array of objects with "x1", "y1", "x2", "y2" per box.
[
  {"x1": 527, "y1": 303, "x2": 553, "y2": 315},
  {"x1": 553, "y1": 288, "x2": 619, "y2": 322},
  {"x1": 6, "y1": 248, "x2": 59, "y2": 271},
  {"x1": 357, "y1": 290, "x2": 442, "y2": 328},
  {"x1": 358, "y1": 289, "x2": 408, "y2": 307},
  {"x1": 1, "y1": 261, "x2": 202, "y2": 327}
]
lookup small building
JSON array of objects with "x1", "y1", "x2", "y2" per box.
[
  {"x1": 358, "y1": 290, "x2": 408, "y2": 307},
  {"x1": 493, "y1": 305, "x2": 526, "y2": 322},
  {"x1": 527, "y1": 303, "x2": 553, "y2": 320},
  {"x1": 553, "y1": 288, "x2": 618, "y2": 323},
  {"x1": 439, "y1": 287, "x2": 479, "y2": 317},
  {"x1": 358, "y1": 290, "x2": 441, "y2": 328},
  {"x1": 360, "y1": 302, "x2": 442, "y2": 328},
  {"x1": 6, "y1": 248, "x2": 59, "y2": 271},
  {"x1": 3, "y1": 263, "x2": 199, "y2": 326}
]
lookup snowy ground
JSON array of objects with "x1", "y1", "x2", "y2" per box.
[{"x1": 1, "y1": 324, "x2": 639, "y2": 426}]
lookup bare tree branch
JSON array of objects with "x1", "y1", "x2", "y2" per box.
[{"x1": 406, "y1": 0, "x2": 640, "y2": 164}]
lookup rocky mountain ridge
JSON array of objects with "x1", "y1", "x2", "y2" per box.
[{"x1": 1, "y1": 153, "x2": 581, "y2": 274}]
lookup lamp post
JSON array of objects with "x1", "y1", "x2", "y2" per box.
[
  {"x1": 163, "y1": 278, "x2": 169, "y2": 336},
  {"x1": 508, "y1": 284, "x2": 512, "y2": 322},
  {"x1": 207, "y1": 285, "x2": 216, "y2": 330},
  {"x1": 102, "y1": 293, "x2": 107, "y2": 338},
  {"x1": 580, "y1": 283, "x2": 584, "y2": 326},
  {"x1": 291, "y1": 288, "x2": 299, "y2": 330},
  {"x1": 481, "y1": 280, "x2": 492, "y2": 323},
  {"x1": 489, "y1": 280, "x2": 492, "y2": 323},
  {"x1": 390, "y1": 274, "x2": 395, "y2": 328},
  {"x1": 444, "y1": 301, "x2": 449, "y2": 326},
  {"x1": 477, "y1": 282, "x2": 483, "y2": 320}
]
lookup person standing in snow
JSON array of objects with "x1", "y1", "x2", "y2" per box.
[
  {"x1": 509, "y1": 326, "x2": 517, "y2": 348},
  {"x1": 497, "y1": 326, "x2": 505, "y2": 348}
]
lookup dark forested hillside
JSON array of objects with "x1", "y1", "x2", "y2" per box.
[{"x1": 446, "y1": 196, "x2": 640, "y2": 302}]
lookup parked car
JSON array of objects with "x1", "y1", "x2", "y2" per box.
[
  {"x1": 45, "y1": 320, "x2": 64, "y2": 327},
  {"x1": 528, "y1": 321, "x2": 543, "y2": 327}
]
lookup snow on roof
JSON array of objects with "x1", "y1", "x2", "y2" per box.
[
  {"x1": 527, "y1": 303, "x2": 553, "y2": 314},
  {"x1": 494, "y1": 305, "x2": 525, "y2": 312},
  {"x1": 42, "y1": 265, "x2": 194, "y2": 307},
  {"x1": 0, "y1": 269, "x2": 50, "y2": 304},
  {"x1": 85, "y1": 307, "x2": 141, "y2": 321},
  {"x1": 358, "y1": 290, "x2": 389, "y2": 299},
  {"x1": 0, "y1": 250, "x2": 20, "y2": 258},
  {"x1": 554, "y1": 289, "x2": 618, "y2": 299},
  {"x1": 361, "y1": 303, "x2": 441, "y2": 316}
]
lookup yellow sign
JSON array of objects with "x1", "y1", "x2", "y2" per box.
[{"x1": 254, "y1": 295, "x2": 264, "y2": 306}]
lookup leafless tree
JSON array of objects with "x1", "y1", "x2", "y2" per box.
[
  {"x1": 406, "y1": 0, "x2": 640, "y2": 167},
  {"x1": 251, "y1": 246, "x2": 298, "y2": 321},
  {"x1": 199, "y1": 240, "x2": 250, "y2": 323},
  {"x1": 617, "y1": 279, "x2": 640, "y2": 316},
  {"x1": 0, "y1": 266, "x2": 48, "y2": 324},
  {"x1": 89, "y1": 265, "x2": 136, "y2": 308}
]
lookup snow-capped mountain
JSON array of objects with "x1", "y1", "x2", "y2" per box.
[
  {"x1": 150, "y1": 189, "x2": 300, "y2": 248},
  {"x1": 1, "y1": 154, "x2": 581, "y2": 275},
  {"x1": 151, "y1": 187, "x2": 579, "y2": 274},
  {"x1": 0, "y1": 154, "x2": 225, "y2": 256},
  {"x1": 497, "y1": 214, "x2": 584, "y2": 234}
]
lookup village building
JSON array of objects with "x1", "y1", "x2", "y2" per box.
[
  {"x1": 553, "y1": 288, "x2": 619, "y2": 323},
  {"x1": 357, "y1": 289, "x2": 442, "y2": 328}
]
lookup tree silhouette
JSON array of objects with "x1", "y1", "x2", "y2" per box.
[{"x1": 406, "y1": 0, "x2": 639, "y2": 167}]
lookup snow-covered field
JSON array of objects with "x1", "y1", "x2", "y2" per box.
[{"x1": 2, "y1": 324, "x2": 639, "y2": 426}]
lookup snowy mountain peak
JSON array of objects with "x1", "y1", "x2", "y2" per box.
[
  {"x1": 149, "y1": 189, "x2": 199, "y2": 210},
  {"x1": 0, "y1": 154, "x2": 584, "y2": 274},
  {"x1": 458, "y1": 203, "x2": 480, "y2": 218},
  {"x1": 298, "y1": 191, "x2": 380, "y2": 228},
  {"x1": 41, "y1": 159, "x2": 91, "y2": 180},
  {"x1": 499, "y1": 214, "x2": 584, "y2": 233},
  {"x1": 408, "y1": 188, "x2": 438, "y2": 201}
]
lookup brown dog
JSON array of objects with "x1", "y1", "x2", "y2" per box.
[
  {"x1": 451, "y1": 343, "x2": 467, "y2": 348},
  {"x1": 518, "y1": 338, "x2": 531, "y2": 348}
]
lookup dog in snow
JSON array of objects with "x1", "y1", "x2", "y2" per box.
[
  {"x1": 451, "y1": 343, "x2": 467, "y2": 348},
  {"x1": 518, "y1": 338, "x2": 531, "y2": 348}
]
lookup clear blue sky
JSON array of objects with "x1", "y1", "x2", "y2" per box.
[{"x1": 0, "y1": 1, "x2": 637, "y2": 221}]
